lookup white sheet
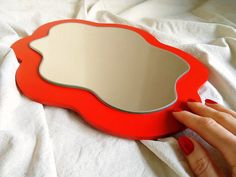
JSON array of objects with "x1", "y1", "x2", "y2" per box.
[{"x1": 0, "y1": 0, "x2": 235, "y2": 176}]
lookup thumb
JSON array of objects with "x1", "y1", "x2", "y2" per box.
[{"x1": 178, "y1": 136, "x2": 224, "y2": 177}]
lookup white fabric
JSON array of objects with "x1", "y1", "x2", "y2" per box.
[{"x1": 0, "y1": 0, "x2": 235, "y2": 176}]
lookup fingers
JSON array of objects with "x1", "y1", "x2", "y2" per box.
[
  {"x1": 187, "y1": 101, "x2": 236, "y2": 135},
  {"x1": 172, "y1": 110, "x2": 236, "y2": 168},
  {"x1": 232, "y1": 167, "x2": 236, "y2": 177},
  {"x1": 173, "y1": 99, "x2": 236, "y2": 176},
  {"x1": 178, "y1": 136, "x2": 223, "y2": 177},
  {"x1": 205, "y1": 99, "x2": 236, "y2": 119}
]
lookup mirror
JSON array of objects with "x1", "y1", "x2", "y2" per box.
[{"x1": 30, "y1": 23, "x2": 189, "y2": 113}]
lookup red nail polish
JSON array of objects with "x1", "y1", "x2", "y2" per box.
[
  {"x1": 205, "y1": 99, "x2": 218, "y2": 104},
  {"x1": 178, "y1": 136, "x2": 194, "y2": 156},
  {"x1": 187, "y1": 98, "x2": 197, "y2": 102}
]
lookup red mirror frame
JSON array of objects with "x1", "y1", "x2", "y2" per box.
[{"x1": 11, "y1": 19, "x2": 208, "y2": 140}]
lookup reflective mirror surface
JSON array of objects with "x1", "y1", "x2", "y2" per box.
[{"x1": 30, "y1": 23, "x2": 189, "y2": 113}]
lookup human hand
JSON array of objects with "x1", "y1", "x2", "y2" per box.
[{"x1": 172, "y1": 99, "x2": 236, "y2": 177}]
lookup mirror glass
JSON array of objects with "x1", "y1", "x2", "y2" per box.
[{"x1": 30, "y1": 23, "x2": 189, "y2": 113}]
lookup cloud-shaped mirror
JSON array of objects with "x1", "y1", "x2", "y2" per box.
[{"x1": 30, "y1": 23, "x2": 189, "y2": 113}]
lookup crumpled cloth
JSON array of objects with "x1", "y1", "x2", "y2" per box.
[{"x1": 0, "y1": 0, "x2": 235, "y2": 176}]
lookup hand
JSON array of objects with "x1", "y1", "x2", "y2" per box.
[{"x1": 172, "y1": 99, "x2": 236, "y2": 177}]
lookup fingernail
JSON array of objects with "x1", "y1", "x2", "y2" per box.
[
  {"x1": 205, "y1": 99, "x2": 218, "y2": 104},
  {"x1": 187, "y1": 98, "x2": 197, "y2": 102},
  {"x1": 178, "y1": 136, "x2": 194, "y2": 156}
]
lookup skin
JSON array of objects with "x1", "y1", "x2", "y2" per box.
[{"x1": 172, "y1": 100, "x2": 236, "y2": 177}]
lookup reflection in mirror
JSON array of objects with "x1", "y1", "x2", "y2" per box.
[{"x1": 30, "y1": 23, "x2": 189, "y2": 113}]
